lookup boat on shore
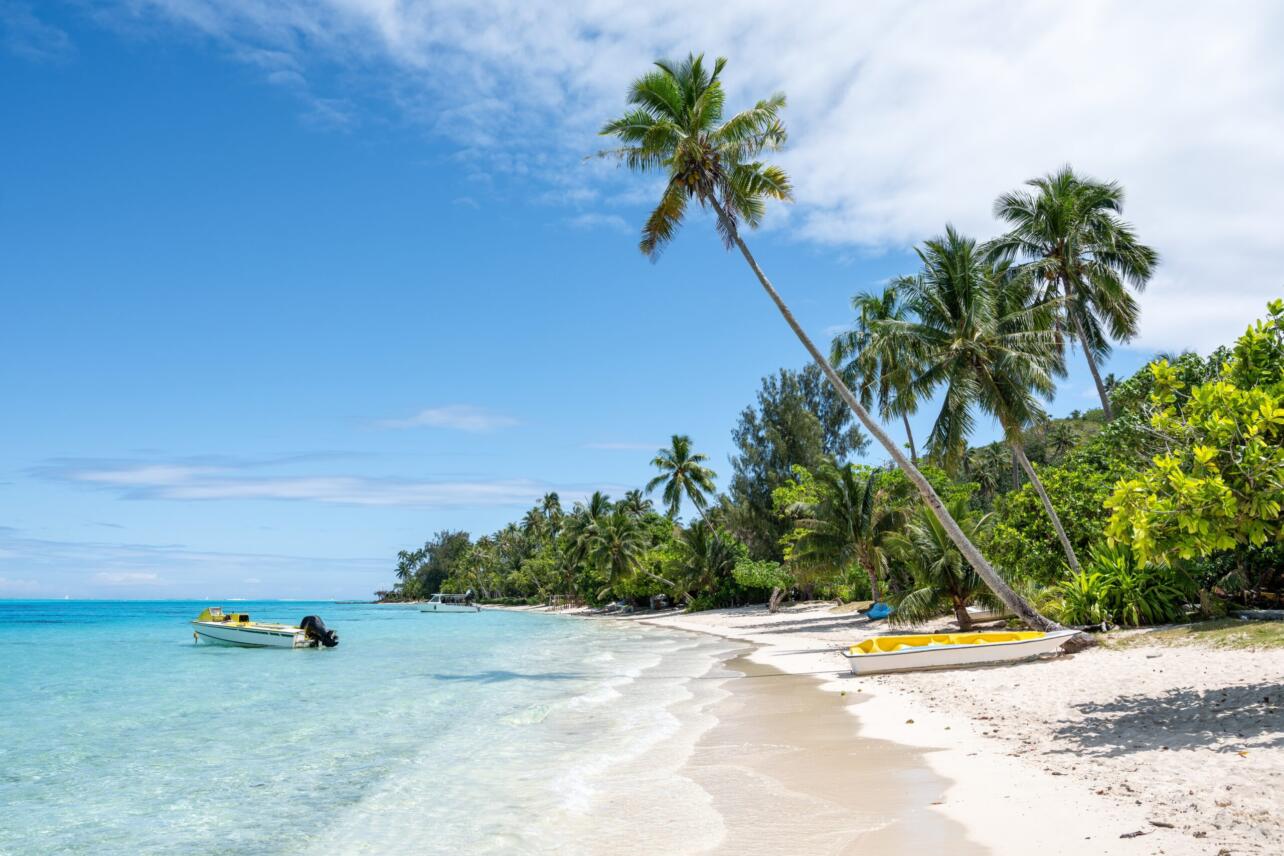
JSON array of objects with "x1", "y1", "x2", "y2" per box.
[
  {"x1": 192, "y1": 607, "x2": 339, "y2": 648},
  {"x1": 843, "y1": 629, "x2": 1077, "y2": 675},
  {"x1": 421, "y1": 591, "x2": 481, "y2": 613}
]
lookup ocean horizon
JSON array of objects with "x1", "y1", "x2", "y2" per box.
[{"x1": 0, "y1": 600, "x2": 741, "y2": 855}]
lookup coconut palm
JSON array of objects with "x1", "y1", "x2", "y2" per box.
[
  {"x1": 831, "y1": 283, "x2": 921, "y2": 463},
  {"x1": 1045, "y1": 422, "x2": 1077, "y2": 463},
  {"x1": 785, "y1": 462, "x2": 901, "y2": 602},
  {"x1": 874, "y1": 226, "x2": 1083, "y2": 574},
  {"x1": 600, "y1": 53, "x2": 1062, "y2": 631},
  {"x1": 587, "y1": 509, "x2": 647, "y2": 600},
  {"x1": 885, "y1": 498, "x2": 998, "y2": 630},
  {"x1": 673, "y1": 520, "x2": 741, "y2": 601},
  {"x1": 619, "y1": 488, "x2": 655, "y2": 518},
  {"x1": 988, "y1": 166, "x2": 1159, "y2": 421},
  {"x1": 646, "y1": 434, "x2": 717, "y2": 518}
]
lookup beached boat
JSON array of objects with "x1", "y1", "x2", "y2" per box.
[
  {"x1": 192, "y1": 607, "x2": 339, "y2": 648},
  {"x1": 421, "y1": 592, "x2": 481, "y2": 613},
  {"x1": 843, "y1": 629, "x2": 1078, "y2": 675}
]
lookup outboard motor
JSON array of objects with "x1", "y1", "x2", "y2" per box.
[
  {"x1": 300, "y1": 615, "x2": 340, "y2": 648},
  {"x1": 463, "y1": 588, "x2": 476, "y2": 605}
]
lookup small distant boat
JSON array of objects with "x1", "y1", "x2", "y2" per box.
[
  {"x1": 843, "y1": 629, "x2": 1078, "y2": 675},
  {"x1": 421, "y1": 591, "x2": 481, "y2": 613},
  {"x1": 192, "y1": 607, "x2": 339, "y2": 649},
  {"x1": 966, "y1": 605, "x2": 1014, "y2": 623}
]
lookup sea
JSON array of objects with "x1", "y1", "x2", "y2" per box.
[{"x1": 0, "y1": 600, "x2": 742, "y2": 855}]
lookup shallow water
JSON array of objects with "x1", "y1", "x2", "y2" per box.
[{"x1": 0, "y1": 601, "x2": 739, "y2": 855}]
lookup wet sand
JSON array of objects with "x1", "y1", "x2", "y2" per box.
[{"x1": 684, "y1": 654, "x2": 985, "y2": 855}]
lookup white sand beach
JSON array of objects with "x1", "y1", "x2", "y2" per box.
[
  {"x1": 642, "y1": 603, "x2": 1284, "y2": 855},
  {"x1": 501, "y1": 602, "x2": 1283, "y2": 854}
]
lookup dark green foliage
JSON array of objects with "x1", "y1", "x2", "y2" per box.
[{"x1": 727, "y1": 364, "x2": 868, "y2": 559}]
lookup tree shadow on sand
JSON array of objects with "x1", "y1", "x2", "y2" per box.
[{"x1": 1046, "y1": 681, "x2": 1284, "y2": 757}]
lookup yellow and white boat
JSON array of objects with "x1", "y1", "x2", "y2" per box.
[
  {"x1": 843, "y1": 629, "x2": 1077, "y2": 675},
  {"x1": 192, "y1": 607, "x2": 339, "y2": 649}
]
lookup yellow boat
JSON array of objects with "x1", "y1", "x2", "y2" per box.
[
  {"x1": 192, "y1": 607, "x2": 339, "y2": 649},
  {"x1": 843, "y1": 629, "x2": 1077, "y2": 674}
]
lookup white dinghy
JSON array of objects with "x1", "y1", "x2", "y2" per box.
[{"x1": 421, "y1": 591, "x2": 481, "y2": 613}]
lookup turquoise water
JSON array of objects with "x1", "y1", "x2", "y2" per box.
[{"x1": 0, "y1": 601, "x2": 738, "y2": 855}]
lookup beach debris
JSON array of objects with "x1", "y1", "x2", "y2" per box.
[
  {"x1": 905, "y1": 718, "x2": 915, "y2": 724},
  {"x1": 1148, "y1": 820, "x2": 1175, "y2": 828},
  {"x1": 1119, "y1": 829, "x2": 1150, "y2": 839}
]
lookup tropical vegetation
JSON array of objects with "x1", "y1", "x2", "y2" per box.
[{"x1": 378, "y1": 53, "x2": 1281, "y2": 632}]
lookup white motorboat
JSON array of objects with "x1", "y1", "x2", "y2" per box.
[
  {"x1": 421, "y1": 592, "x2": 481, "y2": 613},
  {"x1": 843, "y1": 629, "x2": 1078, "y2": 675},
  {"x1": 192, "y1": 607, "x2": 339, "y2": 648}
]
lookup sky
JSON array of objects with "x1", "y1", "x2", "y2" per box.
[{"x1": 2, "y1": 1, "x2": 1281, "y2": 599}]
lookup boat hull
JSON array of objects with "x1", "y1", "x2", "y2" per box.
[
  {"x1": 843, "y1": 630, "x2": 1078, "y2": 675},
  {"x1": 420, "y1": 603, "x2": 481, "y2": 613},
  {"x1": 193, "y1": 621, "x2": 311, "y2": 648}
]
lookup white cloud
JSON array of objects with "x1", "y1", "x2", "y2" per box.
[
  {"x1": 91, "y1": 1, "x2": 1284, "y2": 351},
  {"x1": 0, "y1": 575, "x2": 39, "y2": 592},
  {"x1": 378, "y1": 404, "x2": 517, "y2": 431},
  {"x1": 565, "y1": 212, "x2": 629, "y2": 233},
  {"x1": 94, "y1": 571, "x2": 162, "y2": 586},
  {"x1": 33, "y1": 456, "x2": 608, "y2": 508}
]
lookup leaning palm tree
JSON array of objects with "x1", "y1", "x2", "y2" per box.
[
  {"x1": 831, "y1": 283, "x2": 922, "y2": 463},
  {"x1": 874, "y1": 226, "x2": 1083, "y2": 574},
  {"x1": 600, "y1": 53, "x2": 1061, "y2": 631},
  {"x1": 988, "y1": 166, "x2": 1158, "y2": 420},
  {"x1": 646, "y1": 434, "x2": 717, "y2": 518},
  {"x1": 785, "y1": 462, "x2": 901, "y2": 602},
  {"x1": 885, "y1": 498, "x2": 998, "y2": 630}
]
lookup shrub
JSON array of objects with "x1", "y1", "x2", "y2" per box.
[{"x1": 1049, "y1": 545, "x2": 1193, "y2": 626}]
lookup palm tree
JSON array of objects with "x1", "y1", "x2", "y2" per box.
[
  {"x1": 831, "y1": 283, "x2": 921, "y2": 463},
  {"x1": 520, "y1": 507, "x2": 547, "y2": 541},
  {"x1": 988, "y1": 166, "x2": 1159, "y2": 421},
  {"x1": 588, "y1": 509, "x2": 647, "y2": 600},
  {"x1": 619, "y1": 489, "x2": 654, "y2": 518},
  {"x1": 646, "y1": 434, "x2": 717, "y2": 518},
  {"x1": 1045, "y1": 422, "x2": 1077, "y2": 463},
  {"x1": 674, "y1": 521, "x2": 740, "y2": 601},
  {"x1": 601, "y1": 53, "x2": 1061, "y2": 631},
  {"x1": 785, "y1": 462, "x2": 901, "y2": 602},
  {"x1": 541, "y1": 491, "x2": 563, "y2": 536},
  {"x1": 874, "y1": 226, "x2": 1083, "y2": 574},
  {"x1": 885, "y1": 498, "x2": 998, "y2": 630}
]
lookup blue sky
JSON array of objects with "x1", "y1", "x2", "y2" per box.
[{"x1": 2, "y1": 2, "x2": 1280, "y2": 598}]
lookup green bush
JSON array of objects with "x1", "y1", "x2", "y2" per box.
[{"x1": 1050, "y1": 545, "x2": 1193, "y2": 626}]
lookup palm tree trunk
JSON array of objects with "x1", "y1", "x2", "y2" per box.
[
  {"x1": 901, "y1": 412, "x2": 919, "y2": 464},
  {"x1": 953, "y1": 597, "x2": 973, "y2": 630},
  {"x1": 710, "y1": 200, "x2": 1062, "y2": 632},
  {"x1": 857, "y1": 562, "x2": 882, "y2": 603},
  {"x1": 1008, "y1": 437, "x2": 1083, "y2": 574},
  {"x1": 1071, "y1": 312, "x2": 1114, "y2": 421}
]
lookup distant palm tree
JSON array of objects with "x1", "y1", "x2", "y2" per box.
[
  {"x1": 588, "y1": 509, "x2": 647, "y2": 600},
  {"x1": 541, "y1": 491, "x2": 563, "y2": 536},
  {"x1": 988, "y1": 166, "x2": 1158, "y2": 421},
  {"x1": 520, "y1": 507, "x2": 547, "y2": 541},
  {"x1": 674, "y1": 521, "x2": 740, "y2": 601},
  {"x1": 600, "y1": 52, "x2": 1061, "y2": 631},
  {"x1": 646, "y1": 434, "x2": 717, "y2": 518},
  {"x1": 885, "y1": 498, "x2": 998, "y2": 630},
  {"x1": 875, "y1": 226, "x2": 1083, "y2": 574},
  {"x1": 967, "y1": 444, "x2": 1008, "y2": 504},
  {"x1": 619, "y1": 489, "x2": 655, "y2": 518},
  {"x1": 832, "y1": 283, "x2": 921, "y2": 462},
  {"x1": 1045, "y1": 422, "x2": 1077, "y2": 463},
  {"x1": 785, "y1": 463, "x2": 902, "y2": 602}
]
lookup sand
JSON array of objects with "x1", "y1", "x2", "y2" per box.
[{"x1": 635, "y1": 602, "x2": 1284, "y2": 855}]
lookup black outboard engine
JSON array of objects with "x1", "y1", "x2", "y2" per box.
[
  {"x1": 463, "y1": 588, "x2": 476, "y2": 605},
  {"x1": 300, "y1": 615, "x2": 339, "y2": 648}
]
